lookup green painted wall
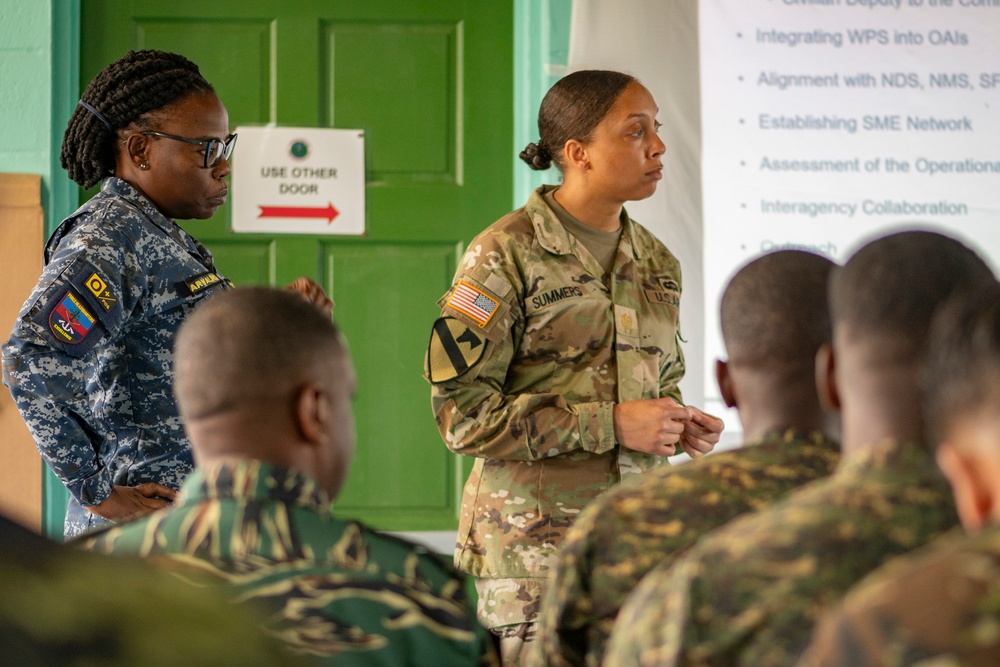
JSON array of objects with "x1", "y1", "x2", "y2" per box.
[
  {"x1": 0, "y1": 3, "x2": 54, "y2": 187},
  {"x1": 0, "y1": 0, "x2": 79, "y2": 235}
]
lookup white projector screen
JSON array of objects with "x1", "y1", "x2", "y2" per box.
[
  {"x1": 700, "y1": 0, "x2": 1000, "y2": 423},
  {"x1": 571, "y1": 0, "x2": 1000, "y2": 441}
]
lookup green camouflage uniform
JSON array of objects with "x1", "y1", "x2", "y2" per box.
[
  {"x1": 0, "y1": 514, "x2": 296, "y2": 666},
  {"x1": 426, "y1": 186, "x2": 684, "y2": 641},
  {"x1": 605, "y1": 438, "x2": 960, "y2": 667},
  {"x1": 535, "y1": 429, "x2": 840, "y2": 667},
  {"x1": 81, "y1": 460, "x2": 498, "y2": 666},
  {"x1": 798, "y1": 525, "x2": 1000, "y2": 667}
]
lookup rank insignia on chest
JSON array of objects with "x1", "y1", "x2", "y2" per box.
[
  {"x1": 615, "y1": 304, "x2": 639, "y2": 337},
  {"x1": 49, "y1": 290, "x2": 96, "y2": 344},
  {"x1": 84, "y1": 272, "x2": 118, "y2": 311},
  {"x1": 447, "y1": 281, "x2": 499, "y2": 327},
  {"x1": 426, "y1": 317, "x2": 487, "y2": 383}
]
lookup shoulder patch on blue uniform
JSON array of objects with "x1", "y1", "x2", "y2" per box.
[
  {"x1": 426, "y1": 317, "x2": 487, "y2": 383},
  {"x1": 69, "y1": 263, "x2": 122, "y2": 325},
  {"x1": 84, "y1": 272, "x2": 118, "y2": 311},
  {"x1": 48, "y1": 290, "x2": 96, "y2": 344}
]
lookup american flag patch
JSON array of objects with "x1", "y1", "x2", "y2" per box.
[{"x1": 448, "y1": 281, "x2": 499, "y2": 327}]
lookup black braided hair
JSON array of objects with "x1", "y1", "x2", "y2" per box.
[{"x1": 61, "y1": 50, "x2": 215, "y2": 188}]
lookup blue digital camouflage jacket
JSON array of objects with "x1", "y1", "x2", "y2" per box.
[{"x1": 1, "y1": 177, "x2": 230, "y2": 537}]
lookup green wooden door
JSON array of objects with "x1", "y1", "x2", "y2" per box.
[{"x1": 70, "y1": 0, "x2": 513, "y2": 532}]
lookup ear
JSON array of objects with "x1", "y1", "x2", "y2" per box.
[
  {"x1": 121, "y1": 133, "x2": 150, "y2": 170},
  {"x1": 295, "y1": 382, "x2": 330, "y2": 447},
  {"x1": 563, "y1": 139, "x2": 590, "y2": 172},
  {"x1": 716, "y1": 359, "x2": 737, "y2": 408},
  {"x1": 937, "y1": 442, "x2": 992, "y2": 532},
  {"x1": 815, "y1": 343, "x2": 840, "y2": 412}
]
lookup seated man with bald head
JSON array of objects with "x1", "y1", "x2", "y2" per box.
[
  {"x1": 533, "y1": 249, "x2": 840, "y2": 667},
  {"x1": 82, "y1": 287, "x2": 497, "y2": 666},
  {"x1": 798, "y1": 282, "x2": 1000, "y2": 666}
]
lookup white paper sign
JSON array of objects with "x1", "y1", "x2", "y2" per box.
[{"x1": 231, "y1": 126, "x2": 365, "y2": 235}]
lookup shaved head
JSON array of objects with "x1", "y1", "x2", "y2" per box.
[
  {"x1": 831, "y1": 231, "x2": 994, "y2": 358},
  {"x1": 174, "y1": 287, "x2": 346, "y2": 421},
  {"x1": 721, "y1": 250, "x2": 835, "y2": 372},
  {"x1": 926, "y1": 283, "x2": 1000, "y2": 447},
  {"x1": 173, "y1": 287, "x2": 353, "y2": 496}
]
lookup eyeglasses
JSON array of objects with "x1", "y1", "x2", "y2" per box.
[{"x1": 140, "y1": 131, "x2": 238, "y2": 168}]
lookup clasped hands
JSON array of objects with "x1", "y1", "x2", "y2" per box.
[{"x1": 614, "y1": 398, "x2": 724, "y2": 458}]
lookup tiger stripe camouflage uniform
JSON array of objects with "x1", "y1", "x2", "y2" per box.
[
  {"x1": 0, "y1": 515, "x2": 298, "y2": 665},
  {"x1": 535, "y1": 429, "x2": 839, "y2": 667},
  {"x1": 426, "y1": 185, "x2": 685, "y2": 649},
  {"x1": 798, "y1": 525, "x2": 1000, "y2": 667},
  {"x1": 1, "y1": 177, "x2": 230, "y2": 538},
  {"x1": 81, "y1": 459, "x2": 498, "y2": 666},
  {"x1": 605, "y1": 438, "x2": 960, "y2": 667}
]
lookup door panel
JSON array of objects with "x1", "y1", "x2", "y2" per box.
[
  {"x1": 208, "y1": 241, "x2": 276, "y2": 286},
  {"x1": 323, "y1": 241, "x2": 463, "y2": 527},
  {"x1": 136, "y1": 19, "x2": 275, "y2": 123},
  {"x1": 324, "y1": 21, "x2": 461, "y2": 183},
  {"x1": 72, "y1": 0, "x2": 514, "y2": 532}
]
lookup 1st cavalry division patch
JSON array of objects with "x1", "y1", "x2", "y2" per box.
[{"x1": 427, "y1": 317, "x2": 487, "y2": 383}]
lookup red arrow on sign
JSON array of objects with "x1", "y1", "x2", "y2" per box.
[{"x1": 258, "y1": 203, "x2": 340, "y2": 223}]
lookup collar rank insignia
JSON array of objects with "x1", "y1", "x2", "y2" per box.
[
  {"x1": 49, "y1": 291, "x2": 96, "y2": 344},
  {"x1": 85, "y1": 273, "x2": 117, "y2": 311}
]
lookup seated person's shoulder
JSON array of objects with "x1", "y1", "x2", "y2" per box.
[
  {"x1": 852, "y1": 525, "x2": 1000, "y2": 616},
  {"x1": 1, "y1": 516, "x2": 295, "y2": 666},
  {"x1": 801, "y1": 527, "x2": 1000, "y2": 666},
  {"x1": 360, "y1": 525, "x2": 468, "y2": 583},
  {"x1": 75, "y1": 511, "x2": 163, "y2": 554}
]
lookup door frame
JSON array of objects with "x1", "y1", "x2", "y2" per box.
[{"x1": 42, "y1": 0, "x2": 82, "y2": 540}]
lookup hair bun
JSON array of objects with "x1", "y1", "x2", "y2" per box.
[{"x1": 519, "y1": 141, "x2": 552, "y2": 171}]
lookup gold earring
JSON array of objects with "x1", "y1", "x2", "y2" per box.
[{"x1": 140, "y1": 163, "x2": 148, "y2": 170}]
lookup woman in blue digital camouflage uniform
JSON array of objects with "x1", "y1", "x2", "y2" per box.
[
  {"x1": 2, "y1": 50, "x2": 329, "y2": 539},
  {"x1": 426, "y1": 70, "x2": 724, "y2": 665}
]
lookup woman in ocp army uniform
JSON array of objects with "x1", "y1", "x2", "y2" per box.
[{"x1": 425, "y1": 70, "x2": 724, "y2": 665}]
